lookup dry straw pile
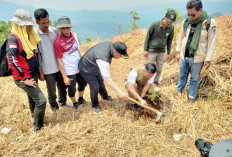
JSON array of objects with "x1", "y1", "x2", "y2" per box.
[{"x1": 0, "y1": 15, "x2": 231, "y2": 157}]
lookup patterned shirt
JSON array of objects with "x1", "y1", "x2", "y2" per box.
[{"x1": 54, "y1": 32, "x2": 80, "y2": 75}]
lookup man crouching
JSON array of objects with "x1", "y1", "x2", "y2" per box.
[{"x1": 125, "y1": 63, "x2": 162, "y2": 121}]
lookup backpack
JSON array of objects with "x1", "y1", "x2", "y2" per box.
[
  {"x1": 206, "y1": 16, "x2": 211, "y2": 32},
  {"x1": 0, "y1": 39, "x2": 12, "y2": 76}
]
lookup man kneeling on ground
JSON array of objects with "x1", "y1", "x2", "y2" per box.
[{"x1": 125, "y1": 63, "x2": 162, "y2": 121}]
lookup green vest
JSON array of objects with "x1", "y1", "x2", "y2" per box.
[{"x1": 134, "y1": 65, "x2": 150, "y2": 86}]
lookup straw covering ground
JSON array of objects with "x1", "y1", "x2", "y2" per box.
[{"x1": 0, "y1": 15, "x2": 231, "y2": 157}]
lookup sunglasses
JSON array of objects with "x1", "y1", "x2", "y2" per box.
[{"x1": 187, "y1": 13, "x2": 196, "y2": 17}]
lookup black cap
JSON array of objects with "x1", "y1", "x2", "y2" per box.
[
  {"x1": 165, "y1": 10, "x2": 176, "y2": 22},
  {"x1": 113, "y1": 41, "x2": 129, "y2": 59}
]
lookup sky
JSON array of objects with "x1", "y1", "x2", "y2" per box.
[{"x1": 2, "y1": 0, "x2": 229, "y2": 11}]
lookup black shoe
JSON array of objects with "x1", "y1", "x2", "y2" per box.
[
  {"x1": 78, "y1": 98, "x2": 86, "y2": 105},
  {"x1": 73, "y1": 102, "x2": 79, "y2": 111},
  {"x1": 129, "y1": 103, "x2": 140, "y2": 111},
  {"x1": 103, "y1": 96, "x2": 113, "y2": 101},
  {"x1": 92, "y1": 106, "x2": 101, "y2": 114},
  {"x1": 51, "y1": 106, "x2": 59, "y2": 114},
  {"x1": 154, "y1": 82, "x2": 160, "y2": 87},
  {"x1": 33, "y1": 126, "x2": 42, "y2": 132},
  {"x1": 33, "y1": 127, "x2": 39, "y2": 132}
]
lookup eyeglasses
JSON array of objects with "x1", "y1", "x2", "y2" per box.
[{"x1": 187, "y1": 13, "x2": 196, "y2": 17}]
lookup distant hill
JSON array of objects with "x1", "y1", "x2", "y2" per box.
[
  {"x1": 0, "y1": 15, "x2": 231, "y2": 157},
  {"x1": 0, "y1": 0, "x2": 231, "y2": 42}
]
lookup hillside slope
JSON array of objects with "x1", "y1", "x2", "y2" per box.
[{"x1": 0, "y1": 15, "x2": 231, "y2": 157}]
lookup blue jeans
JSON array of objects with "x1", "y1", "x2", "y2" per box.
[{"x1": 176, "y1": 57, "x2": 204, "y2": 99}]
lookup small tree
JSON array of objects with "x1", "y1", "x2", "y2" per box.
[
  {"x1": 129, "y1": 10, "x2": 140, "y2": 31},
  {"x1": 49, "y1": 20, "x2": 58, "y2": 27},
  {"x1": 114, "y1": 15, "x2": 123, "y2": 35},
  {"x1": 49, "y1": 20, "x2": 52, "y2": 26},
  {"x1": 0, "y1": 21, "x2": 12, "y2": 42},
  {"x1": 78, "y1": 36, "x2": 81, "y2": 45},
  {"x1": 85, "y1": 37, "x2": 92, "y2": 44},
  {"x1": 52, "y1": 20, "x2": 58, "y2": 27}
]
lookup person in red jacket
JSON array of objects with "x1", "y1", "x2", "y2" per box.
[{"x1": 6, "y1": 9, "x2": 46, "y2": 131}]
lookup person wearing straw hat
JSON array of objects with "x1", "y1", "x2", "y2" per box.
[
  {"x1": 78, "y1": 41, "x2": 129, "y2": 114},
  {"x1": 144, "y1": 10, "x2": 176, "y2": 87},
  {"x1": 125, "y1": 63, "x2": 163, "y2": 121},
  {"x1": 34, "y1": 8, "x2": 68, "y2": 114},
  {"x1": 54, "y1": 16, "x2": 87, "y2": 111},
  {"x1": 6, "y1": 9, "x2": 46, "y2": 131},
  {"x1": 175, "y1": 0, "x2": 217, "y2": 102}
]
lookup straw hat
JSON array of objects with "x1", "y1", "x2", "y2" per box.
[{"x1": 11, "y1": 9, "x2": 34, "y2": 26}]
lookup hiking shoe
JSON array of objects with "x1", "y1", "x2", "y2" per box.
[
  {"x1": 51, "y1": 106, "x2": 59, "y2": 114},
  {"x1": 93, "y1": 106, "x2": 101, "y2": 114},
  {"x1": 59, "y1": 102, "x2": 70, "y2": 107},
  {"x1": 156, "y1": 112, "x2": 163, "y2": 122},
  {"x1": 154, "y1": 82, "x2": 161, "y2": 87},
  {"x1": 78, "y1": 98, "x2": 86, "y2": 105},
  {"x1": 174, "y1": 90, "x2": 183, "y2": 95},
  {"x1": 33, "y1": 126, "x2": 42, "y2": 132},
  {"x1": 129, "y1": 103, "x2": 140, "y2": 111},
  {"x1": 103, "y1": 96, "x2": 113, "y2": 101},
  {"x1": 73, "y1": 102, "x2": 79, "y2": 111},
  {"x1": 33, "y1": 127, "x2": 39, "y2": 132},
  {"x1": 188, "y1": 97, "x2": 196, "y2": 103}
]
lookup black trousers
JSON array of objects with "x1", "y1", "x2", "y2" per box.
[
  {"x1": 67, "y1": 73, "x2": 87, "y2": 97},
  {"x1": 80, "y1": 71, "x2": 109, "y2": 107},
  {"x1": 44, "y1": 71, "x2": 67, "y2": 109}
]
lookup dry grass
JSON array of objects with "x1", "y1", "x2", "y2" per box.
[{"x1": 0, "y1": 15, "x2": 231, "y2": 157}]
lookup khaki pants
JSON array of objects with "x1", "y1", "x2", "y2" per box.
[{"x1": 146, "y1": 52, "x2": 165, "y2": 83}]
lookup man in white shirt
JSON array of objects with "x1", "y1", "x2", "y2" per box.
[
  {"x1": 78, "y1": 41, "x2": 128, "y2": 114},
  {"x1": 125, "y1": 63, "x2": 162, "y2": 120}
]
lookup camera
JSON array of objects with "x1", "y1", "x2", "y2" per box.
[{"x1": 195, "y1": 139, "x2": 213, "y2": 157}]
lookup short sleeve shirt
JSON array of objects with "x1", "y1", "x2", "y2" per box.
[
  {"x1": 54, "y1": 32, "x2": 81, "y2": 75},
  {"x1": 127, "y1": 68, "x2": 155, "y2": 84},
  {"x1": 35, "y1": 27, "x2": 59, "y2": 75}
]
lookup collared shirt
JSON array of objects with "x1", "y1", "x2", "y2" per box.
[
  {"x1": 176, "y1": 18, "x2": 217, "y2": 63},
  {"x1": 144, "y1": 20, "x2": 174, "y2": 54},
  {"x1": 35, "y1": 27, "x2": 59, "y2": 75}
]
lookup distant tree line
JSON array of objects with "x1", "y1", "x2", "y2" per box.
[{"x1": 0, "y1": 8, "x2": 184, "y2": 43}]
